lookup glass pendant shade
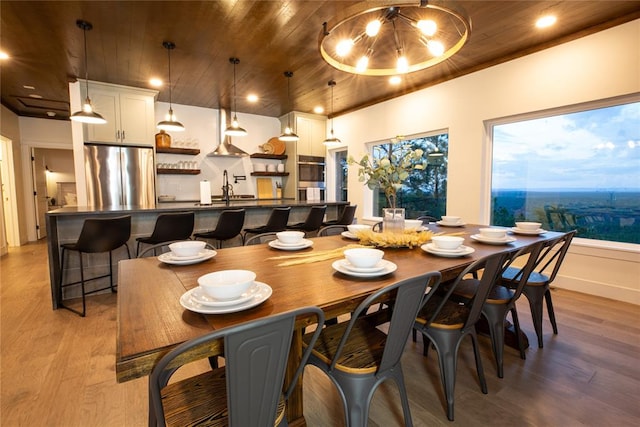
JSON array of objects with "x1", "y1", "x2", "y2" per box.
[
  {"x1": 70, "y1": 20, "x2": 106, "y2": 124},
  {"x1": 224, "y1": 58, "x2": 247, "y2": 137},
  {"x1": 157, "y1": 41, "x2": 185, "y2": 132},
  {"x1": 279, "y1": 71, "x2": 299, "y2": 142}
]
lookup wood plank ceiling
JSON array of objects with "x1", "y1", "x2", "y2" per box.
[{"x1": 1, "y1": 1, "x2": 639, "y2": 121}]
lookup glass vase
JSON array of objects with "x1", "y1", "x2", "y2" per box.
[{"x1": 383, "y1": 208, "x2": 405, "y2": 233}]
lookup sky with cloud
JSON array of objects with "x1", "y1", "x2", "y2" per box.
[{"x1": 492, "y1": 101, "x2": 639, "y2": 191}]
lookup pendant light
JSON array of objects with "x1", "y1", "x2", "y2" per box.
[
  {"x1": 279, "y1": 71, "x2": 299, "y2": 142},
  {"x1": 323, "y1": 80, "x2": 341, "y2": 146},
  {"x1": 224, "y1": 57, "x2": 248, "y2": 137},
  {"x1": 157, "y1": 41, "x2": 185, "y2": 132},
  {"x1": 70, "y1": 20, "x2": 106, "y2": 124}
]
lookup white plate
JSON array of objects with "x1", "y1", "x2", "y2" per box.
[
  {"x1": 268, "y1": 239, "x2": 313, "y2": 251},
  {"x1": 273, "y1": 239, "x2": 307, "y2": 247},
  {"x1": 338, "y1": 259, "x2": 386, "y2": 273},
  {"x1": 421, "y1": 243, "x2": 475, "y2": 257},
  {"x1": 167, "y1": 250, "x2": 209, "y2": 261},
  {"x1": 332, "y1": 259, "x2": 397, "y2": 277},
  {"x1": 510, "y1": 227, "x2": 547, "y2": 235},
  {"x1": 341, "y1": 231, "x2": 360, "y2": 240},
  {"x1": 190, "y1": 283, "x2": 260, "y2": 307},
  {"x1": 470, "y1": 234, "x2": 517, "y2": 245},
  {"x1": 158, "y1": 249, "x2": 217, "y2": 265},
  {"x1": 436, "y1": 221, "x2": 466, "y2": 227},
  {"x1": 180, "y1": 282, "x2": 272, "y2": 314}
]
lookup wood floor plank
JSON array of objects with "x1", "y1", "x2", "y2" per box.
[{"x1": 1, "y1": 240, "x2": 639, "y2": 426}]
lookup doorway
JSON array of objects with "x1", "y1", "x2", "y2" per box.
[{"x1": 1, "y1": 136, "x2": 20, "y2": 248}]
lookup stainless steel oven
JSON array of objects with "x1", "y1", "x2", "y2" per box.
[{"x1": 298, "y1": 155, "x2": 325, "y2": 201}]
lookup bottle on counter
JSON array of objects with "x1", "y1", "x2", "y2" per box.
[{"x1": 155, "y1": 130, "x2": 171, "y2": 148}]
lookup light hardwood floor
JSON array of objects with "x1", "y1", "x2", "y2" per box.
[{"x1": 1, "y1": 240, "x2": 639, "y2": 426}]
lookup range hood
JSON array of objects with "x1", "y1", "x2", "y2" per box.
[{"x1": 207, "y1": 108, "x2": 249, "y2": 157}]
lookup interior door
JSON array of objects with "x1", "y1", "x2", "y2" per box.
[{"x1": 31, "y1": 148, "x2": 48, "y2": 239}]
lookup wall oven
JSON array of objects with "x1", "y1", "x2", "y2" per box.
[{"x1": 297, "y1": 155, "x2": 325, "y2": 201}]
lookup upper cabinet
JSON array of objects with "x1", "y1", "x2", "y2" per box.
[
  {"x1": 81, "y1": 81, "x2": 157, "y2": 146},
  {"x1": 279, "y1": 112, "x2": 327, "y2": 157}
]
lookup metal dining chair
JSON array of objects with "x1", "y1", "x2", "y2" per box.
[
  {"x1": 413, "y1": 251, "x2": 509, "y2": 421},
  {"x1": 303, "y1": 271, "x2": 442, "y2": 427},
  {"x1": 317, "y1": 224, "x2": 348, "y2": 236},
  {"x1": 149, "y1": 307, "x2": 325, "y2": 427},
  {"x1": 243, "y1": 232, "x2": 278, "y2": 246}
]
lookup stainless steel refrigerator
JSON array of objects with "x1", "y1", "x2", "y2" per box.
[{"x1": 84, "y1": 143, "x2": 156, "y2": 208}]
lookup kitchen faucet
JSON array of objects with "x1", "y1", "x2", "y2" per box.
[{"x1": 222, "y1": 169, "x2": 230, "y2": 205}]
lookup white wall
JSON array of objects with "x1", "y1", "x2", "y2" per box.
[
  {"x1": 333, "y1": 19, "x2": 640, "y2": 304},
  {"x1": 154, "y1": 103, "x2": 281, "y2": 200}
]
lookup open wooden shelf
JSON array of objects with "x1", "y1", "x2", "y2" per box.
[
  {"x1": 250, "y1": 172, "x2": 289, "y2": 177},
  {"x1": 157, "y1": 168, "x2": 200, "y2": 175},
  {"x1": 250, "y1": 153, "x2": 287, "y2": 160},
  {"x1": 156, "y1": 147, "x2": 200, "y2": 155}
]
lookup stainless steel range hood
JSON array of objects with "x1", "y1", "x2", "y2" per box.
[{"x1": 207, "y1": 108, "x2": 249, "y2": 157}]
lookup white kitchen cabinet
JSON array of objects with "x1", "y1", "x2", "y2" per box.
[
  {"x1": 81, "y1": 81, "x2": 157, "y2": 145},
  {"x1": 279, "y1": 112, "x2": 327, "y2": 157}
]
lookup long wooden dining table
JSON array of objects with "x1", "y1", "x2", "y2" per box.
[{"x1": 116, "y1": 224, "x2": 562, "y2": 425}]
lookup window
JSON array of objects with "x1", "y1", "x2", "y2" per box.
[
  {"x1": 370, "y1": 132, "x2": 448, "y2": 218},
  {"x1": 490, "y1": 97, "x2": 640, "y2": 244}
]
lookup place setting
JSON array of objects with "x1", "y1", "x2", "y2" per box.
[
  {"x1": 436, "y1": 215, "x2": 466, "y2": 227},
  {"x1": 180, "y1": 269, "x2": 272, "y2": 314},
  {"x1": 157, "y1": 241, "x2": 217, "y2": 265},
  {"x1": 332, "y1": 248, "x2": 397, "y2": 278},
  {"x1": 268, "y1": 231, "x2": 314, "y2": 251},
  {"x1": 421, "y1": 235, "x2": 475, "y2": 257},
  {"x1": 510, "y1": 221, "x2": 547, "y2": 235},
  {"x1": 470, "y1": 227, "x2": 517, "y2": 245},
  {"x1": 341, "y1": 224, "x2": 371, "y2": 240}
]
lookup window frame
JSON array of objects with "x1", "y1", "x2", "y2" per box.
[{"x1": 483, "y1": 92, "x2": 640, "y2": 252}]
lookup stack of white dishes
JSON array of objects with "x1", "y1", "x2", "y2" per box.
[
  {"x1": 332, "y1": 248, "x2": 397, "y2": 277},
  {"x1": 421, "y1": 235, "x2": 474, "y2": 257},
  {"x1": 437, "y1": 215, "x2": 466, "y2": 227},
  {"x1": 342, "y1": 224, "x2": 372, "y2": 240},
  {"x1": 268, "y1": 231, "x2": 313, "y2": 250},
  {"x1": 180, "y1": 269, "x2": 272, "y2": 314},
  {"x1": 470, "y1": 227, "x2": 516, "y2": 245},
  {"x1": 511, "y1": 221, "x2": 546, "y2": 235},
  {"x1": 158, "y1": 241, "x2": 217, "y2": 265}
]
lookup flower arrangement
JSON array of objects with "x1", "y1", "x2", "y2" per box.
[{"x1": 348, "y1": 136, "x2": 427, "y2": 208}]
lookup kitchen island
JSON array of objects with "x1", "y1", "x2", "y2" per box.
[{"x1": 46, "y1": 200, "x2": 348, "y2": 309}]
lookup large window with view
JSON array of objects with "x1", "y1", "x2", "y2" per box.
[
  {"x1": 490, "y1": 98, "x2": 640, "y2": 244},
  {"x1": 368, "y1": 132, "x2": 448, "y2": 219}
]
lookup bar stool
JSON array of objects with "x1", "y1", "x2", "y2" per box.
[
  {"x1": 322, "y1": 204, "x2": 356, "y2": 226},
  {"x1": 242, "y1": 207, "x2": 290, "y2": 243},
  {"x1": 194, "y1": 209, "x2": 245, "y2": 249},
  {"x1": 59, "y1": 215, "x2": 131, "y2": 317},
  {"x1": 287, "y1": 205, "x2": 326, "y2": 235},
  {"x1": 136, "y1": 212, "x2": 195, "y2": 256}
]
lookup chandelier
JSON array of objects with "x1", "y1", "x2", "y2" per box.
[{"x1": 319, "y1": 1, "x2": 471, "y2": 76}]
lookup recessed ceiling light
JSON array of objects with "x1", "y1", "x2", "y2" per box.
[
  {"x1": 149, "y1": 78, "x2": 163, "y2": 87},
  {"x1": 29, "y1": 94, "x2": 43, "y2": 99},
  {"x1": 536, "y1": 15, "x2": 557, "y2": 28},
  {"x1": 246, "y1": 94, "x2": 258, "y2": 103},
  {"x1": 389, "y1": 76, "x2": 402, "y2": 85},
  {"x1": 314, "y1": 106, "x2": 324, "y2": 114},
  {"x1": 0, "y1": 51, "x2": 9, "y2": 60},
  {"x1": 23, "y1": 85, "x2": 36, "y2": 90}
]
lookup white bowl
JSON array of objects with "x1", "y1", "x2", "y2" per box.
[
  {"x1": 479, "y1": 228, "x2": 507, "y2": 239},
  {"x1": 431, "y1": 235, "x2": 464, "y2": 250},
  {"x1": 404, "y1": 219, "x2": 423, "y2": 230},
  {"x1": 516, "y1": 221, "x2": 542, "y2": 231},
  {"x1": 343, "y1": 248, "x2": 384, "y2": 268},
  {"x1": 198, "y1": 270, "x2": 256, "y2": 300},
  {"x1": 253, "y1": 163, "x2": 266, "y2": 172},
  {"x1": 347, "y1": 224, "x2": 372, "y2": 234},
  {"x1": 441, "y1": 215, "x2": 461, "y2": 224},
  {"x1": 169, "y1": 241, "x2": 206, "y2": 257},
  {"x1": 276, "y1": 231, "x2": 305, "y2": 244}
]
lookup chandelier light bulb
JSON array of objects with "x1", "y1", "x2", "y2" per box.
[
  {"x1": 356, "y1": 55, "x2": 369, "y2": 73},
  {"x1": 365, "y1": 19, "x2": 382, "y2": 37},
  {"x1": 82, "y1": 100, "x2": 93, "y2": 113},
  {"x1": 336, "y1": 39, "x2": 354, "y2": 57},
  {"x1": 427, "y1": 40, "x2": 445, "y2": 56},
  {"x1": 396, "y1": 56, "x2": 409, "y2": 73},
  {"x1": 417, "y1": 19, "x2": 437, "y2": 36}
]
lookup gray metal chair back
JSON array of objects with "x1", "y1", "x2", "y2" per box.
[
  {"x1": 413, "y1": 251, "x2": 509, "y2": 421},
  {"x1": 304, "y1": 271, "x2": 442, "y2": 426},
  {"x1": 244, "y1": 232, "x2": 278, "y2": 246},
  {"x1": 317, "y1": 225, "x2": 348, "y2": 236},
  {"x1": 149, "y1": 306, "x2": 325, "y2": 427},
  {"x1": 136, "y1": 211, "x2": 194, "y2": 256},
  {"x1": 194, "y1": 209, "x2": 245, "y2": 248}
]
